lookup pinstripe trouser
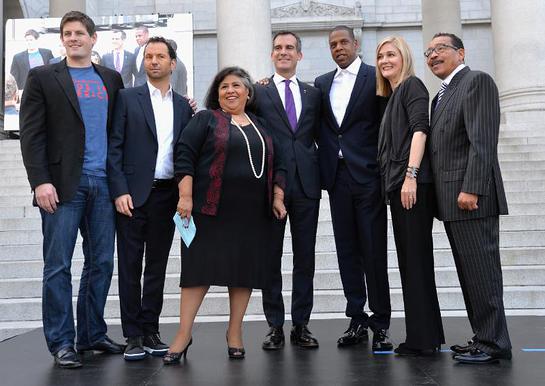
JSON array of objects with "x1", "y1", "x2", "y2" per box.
[{"x1": 444, "y1": 216, "x2": 512, "y2": 354}]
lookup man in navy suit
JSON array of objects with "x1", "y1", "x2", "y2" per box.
[
  {"x1": 108, "y1": 36, "x2": 193, "y2": 361},
  {"x1": 254, "y1": 31, "x2": 321, "y2": 349},
  {"x1": 102, "y1": 30, "x2": 136, "y2": 87},
  {"x1": 133, "y1": 26, "x2": 149, "y2": 87},
  {"x1": 314, "y1": 26, "x2": 392, "y2": 351}
]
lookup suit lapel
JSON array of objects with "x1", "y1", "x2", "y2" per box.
[
  {"x1": 136, "y1": 85, "x2": 158, "y2": 139},
  {"x1": 53, "y1": 62, "x2": 83, "y2": 122},
  {"x1": 432, "y1": 66, "x2": 470, "y2": 127},
  {"x1": 322, "y1": 70, "x2": 339, "y2": 131},
  {"x1": 297, "y1": 79, "x2": 309, "y2": 134},
  {"x1": 342, "y1": 63, "x2": 367, "y2": 129},
  {"x1": 172, "y1": 93, "x2": 183, "y2": 141},
  {"x1": 265, "y1": 79, "x2": 293, "y2": 133}
]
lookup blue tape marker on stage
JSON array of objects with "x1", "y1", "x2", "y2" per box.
[
  {"x1": 373, "y1": 351, "x2": 395, "y2": 355},
  {"x1": 521, "y1": 348, "x2": 545, "y2": 352},
  {"x1": 440, "y1": 349, "x2": 452, "y2": 353}
]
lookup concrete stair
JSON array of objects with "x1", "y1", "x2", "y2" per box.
[{"x1": 1, "y1": 113, "x2": 545, "y2": 341}]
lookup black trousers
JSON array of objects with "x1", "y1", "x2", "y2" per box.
[
  {"x1": 329, "y1": 162, "x2": 390, "y2": 330},
  {"x1": 444, "y1": 216, "x2": 512, "y2": 354},
  {"x1": 262, "y1": 171, "x2": 319, "y2": 327},
  {"x1": 389, "y1": 183, "x2": 444, "y2": 349},
  {"x1": 116, "y1": 185, "x2": 178, "y2": 338}
]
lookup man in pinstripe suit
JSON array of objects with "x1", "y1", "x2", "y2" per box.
[{"x1": 426, "y1": 33, "x2": 512, "y2": 364}]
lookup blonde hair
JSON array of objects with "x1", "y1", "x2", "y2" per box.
[{"x1": 376, "y1": 36, "x2": 415, "y2": 97}]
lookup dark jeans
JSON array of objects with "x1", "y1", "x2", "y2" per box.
[{"x1": 41, "y1": 175, "x2": 115, "y2": 354}]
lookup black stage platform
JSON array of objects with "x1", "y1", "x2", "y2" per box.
[{"x1": 1, "y1": 317, "x2": 544, "y2": 386}]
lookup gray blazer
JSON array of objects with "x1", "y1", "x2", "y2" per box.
[{"x1": 429, "y1": 66, "x2": 508, "y2": 221}]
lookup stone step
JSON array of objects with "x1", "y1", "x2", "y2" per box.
[
  {"x1": 501, "y1": 170, "x2": 545, "y2": 180},
  {"x1": 0, "y1": 168, "x2": 28, "y2": 177},
  {"x1": 2, "y1": 265, "x2": 544, "y2": 300},
  {"x1": 499, "y1": 152, "x2": 545, "y2": 161},
  {"x1": 0, "y1": 153, "x2": 23, "y2": 161},
  {"x1": 0, "y1": 285, "x2": 543, "y2": 322},
  {"x1": 2, "y1": 245, "x2": 544, "y2": 279},
  {"x1": 498, "y1": 136, "x2": 545, "y2": 145},
  {"x1": 498, "y1": 144, "x2": 545, "y2": 153},
  {"x1": 499, "y1": 129, "x2": 545, "y2": 139},
  {"x1": 2, "y1": 227, "x2": 545, "y2": 250},
  {"x1": 2, "y1": 212, "x2": 544, "y2": 234},
  {"x1": 499, "y1": 160, "x2": 545, "y2": 170}
]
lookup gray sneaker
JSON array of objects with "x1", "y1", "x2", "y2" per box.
[
  {"x1": 143, "y1": 333, "x2": 169, "y2": 357},
  {"x1": 124, "y1": 336, "x2": 147, "y2": 361}
]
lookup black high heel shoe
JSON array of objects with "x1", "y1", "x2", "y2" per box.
[
  {"x1": 226, "y1": 332, "x2": 245, "y2": 359},
  {"x1": 163, "y1": 337, "x2": 192, "y2": 365}
]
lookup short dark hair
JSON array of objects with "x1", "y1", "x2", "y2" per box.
[
  {"x1": 136, "y1": 25, "x2": 149, "y2": 34},
  {"x1": 432, "y1": 32, "x2": 464, "y2": 49},
  {"x1": 24, "y1": 29, "x2": 40, "y2": 40},
  {"x1": 145, "y1": 36, "x2": 177, "y2": 60},
  {"x1": 329, "y1": 25, "x2": 355, "y2": 40},
  {"x1": 60, "y1": 11, "x2": 95, "y2": 36},
  {"x1": 112, "y1": 29, "x2": 127, "y2": 40},
  {"x1": 205, "y1": 66, "x2": 256, "y2": 112},
  {"x1": 272, "y1": 31, "x2": 302, "y2": 53}
]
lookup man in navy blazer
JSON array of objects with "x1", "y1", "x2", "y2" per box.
[
  {"x1": 107, "y1": 37, "x2": 193, "y2": 361},
  {"x1": 314, "y1": 26, "x2": 392, "y2": 351},
  {"x1": 254, "y1": 31, "x2": 321, "y2": 349},
  {"x1": 10, "y1": 29, "x2": 53, "y2": 90},
  {"x1": 102, "y1": 29, "x2": 136, "y2": 87},
  {"x1": 133, "y1": 26, "x2": 149, "y2": 87}
]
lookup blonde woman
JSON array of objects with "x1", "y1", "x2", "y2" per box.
[{"x1": 376, "y1": 36, "x2": 444, "y2": 356}]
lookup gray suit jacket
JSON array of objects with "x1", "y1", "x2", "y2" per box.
[{"x1": 429, "y1": 66, "x2": 508, "y2": 221}]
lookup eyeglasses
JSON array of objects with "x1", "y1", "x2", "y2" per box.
[{"x1": 424, "y1": 44, "x2": 460, "y2": 58}]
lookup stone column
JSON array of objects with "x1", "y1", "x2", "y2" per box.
[
  {"x1": 216, "y1": 0, "x2": 272, "y2": 81},
  {"x1": 491, "y1": 0, "x2": 545, "y2": 115},
  {"x1": 421, "y1": 0, "x2": 462, "y2": 95},
  {"x1": 50, "y1": 0, "x2": 86, "y2": 17}
]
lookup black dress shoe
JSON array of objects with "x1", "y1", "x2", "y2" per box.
[
  {"x1": 453, "y1": 348, "x2": 505, "y2": 364},
  {"x1": 77, "y1": 335, "x2": 124, "y2": 354},
  {"x1": 372, "y1": 329, "x2": 394, "y2": 352},
  {"x1": 394, "y1": 342, "x2": 439, "y2": 357},
  {"x1": 337, "y1": 321, "x2": 368, "y2": 347},
  {"x1": 450, "y1": 340, "x2": 475, "y2": 354},
  {"x1": 262, "y1": 326, "x2": 285, "y2": 350},
  {"x1": 54, "y1": 347, "x2": 82, "y2": 369},
  {"x1": 290, "y1": 325, "x2": 319, "y2": 348}
]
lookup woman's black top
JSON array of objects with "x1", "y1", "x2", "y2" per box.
[{"x1": 377, "y1": 76, "x2": 432, "y2": 197}]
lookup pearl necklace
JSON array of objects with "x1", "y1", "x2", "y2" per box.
[{"x1": 230, "y1": 113, "x2": 266, "y2": 179}]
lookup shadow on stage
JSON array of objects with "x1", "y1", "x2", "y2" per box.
[{"x1": 1, "y1": 316, "x2": 543, "y2": 385}]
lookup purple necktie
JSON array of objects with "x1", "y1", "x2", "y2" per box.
[
  {"x1": 115, "y1": 52, "x2": 121, "y2": 72},
  {"x1": 284, "y1": 79, "x2": 297, "y2": 132}
]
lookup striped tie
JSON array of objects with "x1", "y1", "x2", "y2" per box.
[{"x1": 436, "y1": 81, "x2": 447, "y2": 107}]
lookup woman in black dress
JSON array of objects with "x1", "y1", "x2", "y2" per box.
[
  {"x1": 376, "y1": 36, "x2": 444, "y2": 356},
  {"x1": 164, "y1": 67, "x2": 287, "y2": 364}
]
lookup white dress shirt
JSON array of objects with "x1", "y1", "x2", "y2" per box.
[
  {"x1": 147, "y1": 82, "x2": 174, "y2": 179},
  {"x1": 273, "y1": 73, "x2": 302, "y2": 121},
  {"x1": 329, "y1": 56, "x2": 362, "y2": 157},
  {"x1": 443, "y1": 63, "x2": 466, "y2": 86}
]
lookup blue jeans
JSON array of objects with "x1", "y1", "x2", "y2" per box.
[{"x1": 41, "y1": 175, "x2": 114, "y2": 354}]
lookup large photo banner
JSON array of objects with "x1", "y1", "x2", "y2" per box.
[{"x1": 3, "y1": 13, "x2": 194, "y2": 134}]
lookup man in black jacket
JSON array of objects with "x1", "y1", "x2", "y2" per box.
[
  {"x1": 107, "y1": 37, "x2": 193, "y2": 361},
  {"x1": 255, "y1": 31, "x2": 321, "y2": 349},
  {"x1": 19, "y1": 11, "x2": 125, "y2": 369}
]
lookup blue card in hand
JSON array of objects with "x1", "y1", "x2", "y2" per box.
[{"x1": 173, "y1": 213, "x2": 196, "y2": 248}]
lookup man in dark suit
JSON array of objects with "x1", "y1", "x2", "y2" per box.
[
  {"x1": 254, "y1": 31, "x2": 321, "y2": 349},
  {"x1": 426, "y1": 32, "x2": 512, "y2": 364},
  {"x1": 102, "y1": 29, "x2": 136, "y2": 87},
  {"x1": 19, "y1": 11, "x2": 125, "y2": 369},
  {"x1": 133, "y1": 26, "x2": 149, "y2": 87},
  {"x1": 10, "y1": 29, "x2": 53, "y2": 90},
  {"x1": 314, "y1": 26, "x2": 392, "y2": 351},
  {"x1": 108, "y1": 37, "x2": 193, "y2": 361}
]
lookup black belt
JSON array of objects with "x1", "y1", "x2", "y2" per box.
[{"x1": 152, "y1": 178, "x2": 175, "y2": 189}]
